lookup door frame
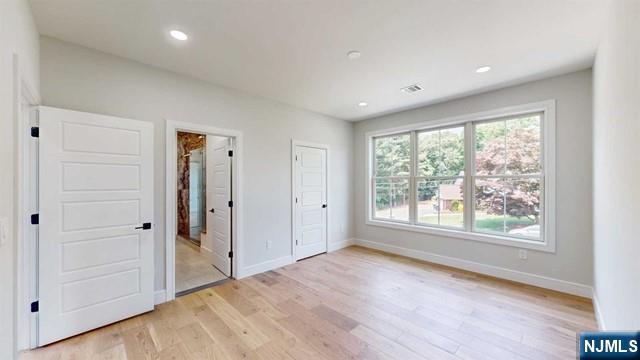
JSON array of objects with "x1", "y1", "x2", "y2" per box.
[
  {"x1": 165, "y1": 120, "x2": 243, "y2": 302},
  {"x1": 14, "y1": 53, "x2": 41, "y2": 351},
  {"x1": 290, "y1": 140, "x2": 330, "y2": 261}
]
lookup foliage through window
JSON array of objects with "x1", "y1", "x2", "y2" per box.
[
  {"x1": 370, "y1": 110, "x2": 547, "y2": 243},
  {"x1": 416, "y1": 126, "x2": 465, "y2": 229}
]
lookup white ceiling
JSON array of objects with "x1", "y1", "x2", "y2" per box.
[{"x1": 29, "y1": 0, "x2": 607, "y2": 121}]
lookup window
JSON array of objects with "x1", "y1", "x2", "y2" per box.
[
  {"x1": 473, "y1": 115, "x2": 542, "y2": 240},
  {"x1": 416, "y1": 126, "x2": 465, "y2": 229},
  {"x1": 373, "y1": 134, "x2": 410, "y2": 222},
  {"x1": 367, "y1": 101, "x2": 555, "y2": 251}
]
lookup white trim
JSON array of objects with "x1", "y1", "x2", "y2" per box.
[
  {"x1": 154, "y1": 290, "x2": 167, "y2": 305},
  {"x1": 353, "y1": 238, "x2": 592, "y2": 298},
  {"x1": 237, "y1": 256, "x2": 293, "y2": 279},
  {"x1": 15, "y1": 53, "x2": 41, "y2": 351},
  {"x1": 365, "y1": 219, "x2": 553, "y2": 252},
  {"x1": 365, "y1": 100, "x2": 557, "y2": 252},
  {"x1": 291, "y1": 140, "x2": 330, "y2": 261},
  {"x1": 165, "y1": 120, "x2": 243, "y2": 302},
  {"x1": 592, "y1": 290, "x2": 607, "y2": 331},
  {"x1": 328, "y1": 238, "x2": 355, "y2": 252}
]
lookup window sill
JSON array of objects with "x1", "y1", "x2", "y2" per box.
[{"x1": 365, "y1": 219, "x2": 556, "y2": 253}]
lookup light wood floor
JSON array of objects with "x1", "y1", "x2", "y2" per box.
[
  {"x1": 176, "y1": 236, "x2": 228, "y2": 294},
  {"x1": 21, "y1": 246, "x2": 596, "y2": 360}
]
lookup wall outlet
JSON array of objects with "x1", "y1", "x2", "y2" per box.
[
  {"x1": 266, "y1": 240, "x2": 273, "y2": 250},
  {"x1": 518, "y1": 249, "x2": 528, "y2": 260},
  {"x1": 0, "y1": 217, "x2": 8, "y2": 247}
]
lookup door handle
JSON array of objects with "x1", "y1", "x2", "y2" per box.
[
  {"x1": 209, "y1": 208, "x2": 215, "y2": 213},
  {"x1": 322, "y1": 204, "x2": 327, "y2": 208},
  {"x1": 135, "y1": 222, "x2": 152, "y2": 230}
]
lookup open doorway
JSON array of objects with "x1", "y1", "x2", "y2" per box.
[{"x1": 175, "y1": 131, "x2": 233, "y2": 295}]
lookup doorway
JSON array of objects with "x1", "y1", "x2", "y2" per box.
[
  {"x1": 292, "y1": 142, "x2": 329, "y2": 261},
  {"x1": 165, "y1": 121, "x2": 241, "y2": 301},
  {"x1": 174, "y1": 131, "x2": 232, "y2": 295}
]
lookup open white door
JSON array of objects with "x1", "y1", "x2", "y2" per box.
[
  {"x1": 38, "y1": 106, "x2": 154, "y2": 346},
  {"x1": 294, "y1": 145, "x2": 327, "y2": 260},
  {"x1": 206, "y1": 136, "x2": 232, "y2": 276}
]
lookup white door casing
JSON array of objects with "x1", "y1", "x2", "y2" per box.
[
  {"x1": 294, "y1": 145, "x2": 328, "y2": 260},
  {"x1": 206, "y1": 136, "x2": 232, "y2": 276},
  {"x1": 38, "y1": 106, "x2": 154, "y2": 345}
]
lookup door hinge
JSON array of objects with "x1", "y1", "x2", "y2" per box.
[
  {"x1": 228, "y1": 251, "x2": 233, "y2": 258},
  {"x1": 295, "y1": 197, "x2": 298, "y2": 203},
  {"x1": 30, "y1": 127, "x2": 39, "y2": 138},
  {"x1": 30, "y1": 301, "x2": 39, "y2": 313},
  {"x1": 228, "y1": 200, "x2": 233, "y2": 208},
  {"x1": 228, "y1": 150, "x2": 233, "y2": 157},
  {"x1": 295, "y1": 155, "x2": 298, "y2": 161},
  {"x1": 295, "y1": 239, "x2": 298, "y2": 245},
  {"x1": 30, "y1": 214, "x2": 39, "y2": 225}
]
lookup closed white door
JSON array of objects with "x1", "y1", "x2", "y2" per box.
[
  {"x1": 38, "y1": 106, "x2": 154, "y2": 346},
  {"x1": 206, "y1": 136, "x2": 232, "y2": 276},
  {"x1": 294, "y1": 145, "x2": 327, "y2": 260}
]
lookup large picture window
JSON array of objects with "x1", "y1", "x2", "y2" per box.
[{"x1": 367, "y1": 101, "x2": 555, "y2": 251}]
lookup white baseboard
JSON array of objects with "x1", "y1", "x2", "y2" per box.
[
  {"x1": 592, "y1": 290, "x2": 606, "y2": 330},
  {"x1": 354, "y1": 238, "x2": 593, "y2": 298},
  {"x1": 328, "y1": 238, "x2": 356, "y2": 252},
  {"x1": 154, "y1": 289, "x2": 167, "y2": 305},
  {"x1": 237, "y1": 255, "x2": 293, "y2": 279}
]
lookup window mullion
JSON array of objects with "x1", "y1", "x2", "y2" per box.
[
  {"x1": 409, "y1": 130, "x2": 417, "y2": 225},
  {"x1": 464, "y1": 122, "x2": 474, "y2": 232}
]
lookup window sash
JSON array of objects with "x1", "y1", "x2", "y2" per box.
[
  {"x1": 369, "y1": 111, "x2": 546, "y2": 242},
  {"x1": 470, "y1": 174, "x2": 544, "y2": 242},
  {"x1": 415, "y1": 175, "x2": 465, "y2": 230},
  {"x1": 371, "y1": 176, "x2": 411, "y2": 224}
]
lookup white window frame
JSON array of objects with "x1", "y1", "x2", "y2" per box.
[{"x1": 365, "y1": 100, "x2": 556, "y2": 252}]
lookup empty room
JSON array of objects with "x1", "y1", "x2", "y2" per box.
[{"x1": 1, "y1": 0, "x2": 639, "y2": 359}]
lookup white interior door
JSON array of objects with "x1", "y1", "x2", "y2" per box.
[
  {"x1": 294, "y1": 145, "x2": 327, "y2": 261},
  {"x1": 206, "y1": 136, "x2": 231, "y2": 276},
  {"x1": 38, "y1": 106, "x2": 154, "y2": 346}
]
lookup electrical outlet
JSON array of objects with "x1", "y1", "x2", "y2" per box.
[
  {"x1": 266, "y1": 240, "x2": 273, "y2": 250},
  {"x1": 518, "y1": 249, "x2": 528, "y2": 260},
  {"x1": 0, "y1": 217, "x2": 7, "y2": 246}
]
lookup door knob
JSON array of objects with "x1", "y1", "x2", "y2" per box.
[
  {"x1": 209, "y1": 208, "x2": 215, "y2": 213},
  {"x1": 322, "y1": 204, "x2": 327, "y2": 208}
]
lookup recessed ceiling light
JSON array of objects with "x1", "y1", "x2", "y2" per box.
[
  {"x1": 170, "y1": 30, "x2": 188, "y2": 41},
  {"x1": 347, "y1": 50, "x2": 361, "y2": 59},
  {"x1": 358, "y1": 102, "x2": 368, "y2": 107},
  {"x1": 476, "y1": 65, "x2": 491, "y2": 73}
]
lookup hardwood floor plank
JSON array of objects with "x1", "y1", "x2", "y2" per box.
[{"x1": 21, "y1": 246, "x2": 596, "y2": 360}]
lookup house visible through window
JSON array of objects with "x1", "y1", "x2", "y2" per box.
[{"x1": 368, "y1": 102, "x2": 554, "y2": 249}]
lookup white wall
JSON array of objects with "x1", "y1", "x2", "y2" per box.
[
  {"x1": 592, "y1": 0, "x2": 640, "y2": 330},
  {"x1": 354, "y1": 70, "x2": 593, "y2": 291},
  {"x1": 0, "y1": 0, "x2": 40, "y2": 357},
  {"x1": 40, "y1": 37, "x2": 354, "y2": 291}
]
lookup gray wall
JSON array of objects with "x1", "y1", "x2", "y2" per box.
[
  {"x1": 40, "y1": 37, "x2": 355, "y2": 291},
  {"x1": 592, "y1": 0, "x2": 640, "y2": 330},
  {"x1": 0, "y1": 0, "x2": 39, "y2": 357},
  {"x1": 354, "y1": 70, "x2": 593, "y2": 286}
]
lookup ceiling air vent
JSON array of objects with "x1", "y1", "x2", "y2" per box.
[{"x1": 401, "y1": 84, "x2": 424, "y2": 94}]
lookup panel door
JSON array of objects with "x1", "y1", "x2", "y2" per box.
[
  {"x1": 38, "y1": 106, "x2": 154, "y2": 345},
  {"x1": 206, "y1": 136, "x2": 231, "y2": 276},
  {"x1": 294, "y1": 145, "x2": 327, "y2": 260}
]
